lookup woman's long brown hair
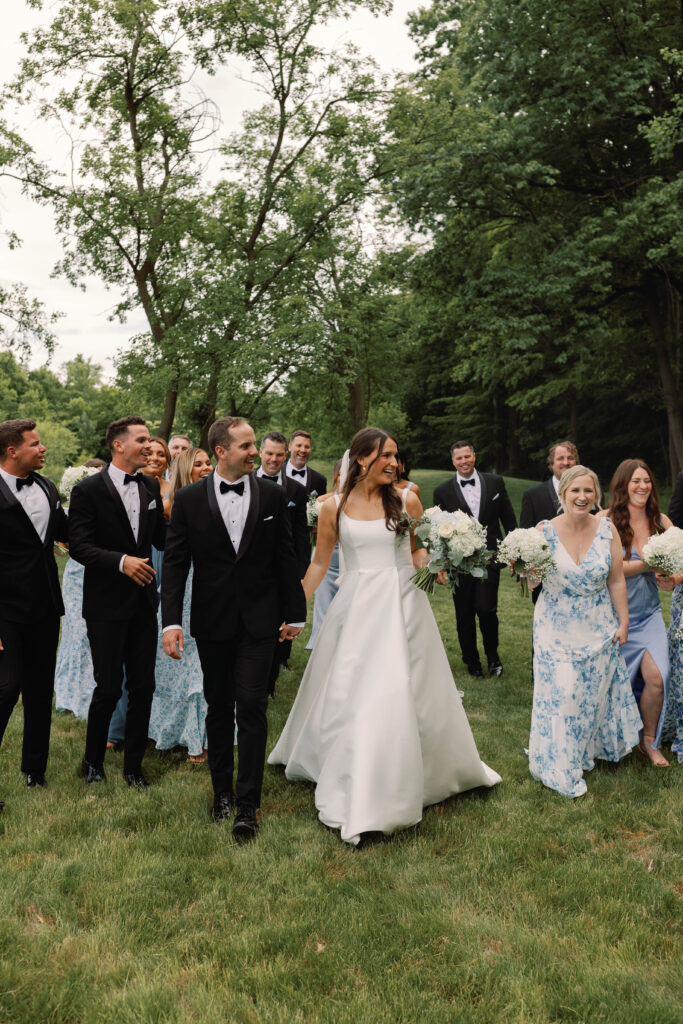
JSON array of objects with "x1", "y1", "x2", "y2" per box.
[
  {"x1": 608, "y1": 459, "x2": 664, "y2": 559},
  {"x1": 337, "y1": 428, "x2": 408, "y2": 535}
]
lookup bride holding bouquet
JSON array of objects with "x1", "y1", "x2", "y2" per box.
[{"x1": 269, "y1": 427, "x2": 500, "y2": 846}]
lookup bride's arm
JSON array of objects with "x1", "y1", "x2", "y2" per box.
[
  {"x1": 302, "y1": 499, "x2": 339, "y2": 600},
  {"x1": 404, "y1": 490, "x2": 429, "y2": 569}
]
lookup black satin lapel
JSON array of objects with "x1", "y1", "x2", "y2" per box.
[
  {"x1": 452, "y1": 477, "x2": 469, "y2": 514},
  {"x1": 33, "y1": 475, "x2": 56, "y2": 549},
  {"x1": 237, "y1": 475, "x2": 260, "y2": 560},
  {"x1": 137, "y1": 478, "x2": 149, "y2": 549},
  {"x1": 0, "y1": 474, "x2": 17, "y2": 509},
  {"x1": 0, "y1": 473, "x2": 43, "y2": 544},
  {"x1": 101, "y1": 465, "x2": 137, "y2": 546},
  {"x1": 206, "y1": 472, "x2": 237, "y2": 555},
  {"x1": 477, "y1": 471, "x2": 488, "y2": 518},
  {"x1": 548, "y1": 478, "x2": 561, "y2": 514}
]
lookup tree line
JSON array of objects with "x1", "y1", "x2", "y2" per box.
[{"x1": 1, "y1": 0, "x2": 682, "y2": 485}]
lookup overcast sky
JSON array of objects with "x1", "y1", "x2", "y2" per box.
[{"x1": 1, "y1": 1, "x2": 420, "y2": 379}]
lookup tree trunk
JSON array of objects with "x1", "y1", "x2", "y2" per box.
[
  {"x1": 644, "y1": 275, "x2": 683, "y2": 480},
  {"x1": 568, "y1": 385, "x2": 578, "y2": 445},
  {"x1": 347, "y1": 372, "x2": 365, "y2": 432},
  {"x1": 158, "y1": 387, "x2": 177, "y2": 440},
  {"x1": 198, "y1": 372, "x2": 220, "y2": 452}
]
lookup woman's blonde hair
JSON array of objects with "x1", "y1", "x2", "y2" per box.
[
  {"x1": 557, "y1": 465, "x2": 602, "y2": 511},
  {"x1": 167, "y1": 447, "x2": 210, "y2": 505}
]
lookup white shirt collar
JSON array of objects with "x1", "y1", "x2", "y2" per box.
[
  {"x1": 109, "y1": 463, "x2": 138, "y2": 486},
  {"x1": 214, "y1": 470, "x2": 250, "y2": 494},
  {"x1": 0, "y1": 465, "x2": 28, "y2": 492}
]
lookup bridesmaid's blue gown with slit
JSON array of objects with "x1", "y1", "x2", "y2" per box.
[{"x1": 622, "y1": 550, "x2": 669, "y2": 749}]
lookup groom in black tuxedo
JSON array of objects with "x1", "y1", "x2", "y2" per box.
[
  {"x1": 433, "y1": 440, "x2": 517, "y2": 677},
  {"x1": 0, "y1": 419, "x2": 69, "y2": 802},
  {"x1": 69, "y1": 416, "x2": 166, "y2": 788},
  {"x1": 161, "y1": 416, "x2": 306, "y2": 841}
]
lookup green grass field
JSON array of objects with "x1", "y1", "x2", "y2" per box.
[{"x1": 0, "y1": 466, "x2": 680, "y2": 1023}]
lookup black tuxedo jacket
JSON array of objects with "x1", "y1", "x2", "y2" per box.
[
  {"x1": 0, "y1": 472, "x2": 69, "y2": 622},
  {"x1": 289, "y1": 465, "x2": 326, "y2": 498},
  {"x1": 669, "y1": 471, "x2": 683, "y2": 527},
  {"x1": 433, "y1": 471, "x2": 517, "y2": 550},
  {"x1": 520, "y1": 479, "x2": 561, "y2": 528},
  {"x1": 68, "y1": 466, "x2": 166, "y2": 621},
  {"x1": 258, "y1": 470, "x2": 310, "y2": 578},
  {"x1": 161, "y1": 472, "x2": 306, "y2": 640}
]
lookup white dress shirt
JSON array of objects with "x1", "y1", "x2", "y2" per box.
[
  {"x1": 256, "y1": 466, "x2": 283, "y2": 487},
  {"x1": 458, "y1": 472, "x2": 481, "y2": 518},
  {"x1": 215, "y1": 470, "x2": 251, "y2": 550},
  {"x1": 0, "y1": 465, "x2": 50, "y2": 542},
  {"x1": 108, "y1": 463, "x2": 141, "y2": 542},
  {"x1": 285, "y1": 460, "x2": 307, "y2": 485},
  {"x1": 552, "y1": 475, "x2": 560, "y2": 497}
]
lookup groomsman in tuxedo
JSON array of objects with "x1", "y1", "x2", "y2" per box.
[
  {"x1": 434, "y1": 440, "x2": 517, "y2": 677},
  {"x1": 286, "y1": 430, "x2": 327, "y2": 498},
  {"x1": 257, "y1": 432, "x2": 310, "y2": 693},
  {"x1": 69, "y1": 416, "x2": 166, "y2": 788},
  {"x1": 520, "y1": 441, "x2": 579, "y2": 603},
  {"x1": 0, "y1": 419, "x2": 69, "y2": 802},
  {"x1": 169, "y1": 435, "x2": 192, "y2": 459},
  {"x1": 669, "y1": 470, "x2": 683, "y2": 527},
  {"x1": 162, "y1": 417, "x2": 306, "y2": 841}
]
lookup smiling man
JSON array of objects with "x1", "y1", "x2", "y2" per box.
[
  {"x1": 0, "y1": 419, "x2": 69, "y2": 805},
  {"x1": 69, "y1": 416, "x2": 166, "y2": 789},
  {"x1": 286, "y1": 430, "x2": 326, "y2": 498},
  {"x1": 520, "y1": 441, "x2": 579, "y2": 529}
]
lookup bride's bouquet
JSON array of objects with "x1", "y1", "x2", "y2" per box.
[
  {"x1": 411, "y1": 506, "x2": 491, "y2": 595},
  {"x1": 497, "y1": 527, "x2": 557, "y2": 598},
  {"x1": 59, "y1": 465, "x2": 100, "y2": 504},
  {"x1": 642, "y1": 527, "x2": 683, "y2": 578},
  {"x1": 307, "y1": 493, "x2": 321, "y2": 541}
]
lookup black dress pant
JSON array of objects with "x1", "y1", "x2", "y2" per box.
[
  {"x1": 196, "y1": 629, "x2": 277, "y2": 808},
  {"x1": 85, "y1": 603, "x2": 158, "y2": 773},
  {"x1": 0, "y1": 614, "x2": 60, "y2": 776},
  {"x1": 452, "y1": 566, "x2": 501, "y2": 667}
]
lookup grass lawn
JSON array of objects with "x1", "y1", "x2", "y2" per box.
[{"x1": 0, "y1": 467, "x2": 680, "y2": 1023}]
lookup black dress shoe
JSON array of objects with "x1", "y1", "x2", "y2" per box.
[
  {"x1": 232, "y1": 805, "x2": 258, "y2": 842},
  {"x1": 488, "y1": 660, "x2": 504, "y2": 677},
  {"x1": 123, "y1": 771, "x2": 149, "y2": 789},
  {"x1": 0, "y1": 800, "x2": 4, "y2": 812},
  {"x1": 467, "y1": 664, "x2": 484, "y2": 678},
  {"x1": 26, "y1": 773, "x2": 46, "y2": 788},
  {"x1": 81, "y1": 760, "x2": 106, "y2": 784},
  {"x1": 211, "y1": 792, "x2": 234, "y2": 822}
]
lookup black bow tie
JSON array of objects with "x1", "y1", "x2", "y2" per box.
[
  {"x1": 291, "y1": 468, "x2": 305, "y2": 478},
  {"x1": 220, "y1": 480, "x2": 245, "y2": 496},
  {"x1": 16, "y1": 476, "x2": 34, "y2": 491},
  {"x1": 460, "y1": 478, "x2": 475, "y2": 487},
  {"x1": 123, "y1": 473, "x2": 138, "y2": 485},
  {"x1": 262, "y1": 474, "x2": 279, "y2": 482}
]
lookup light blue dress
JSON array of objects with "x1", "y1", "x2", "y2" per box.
[
  {"x1": 305, "y1": 544, "x2": 340, "y2": 651},
  {"x1": 663, "y1": 585, "x2": 683, "y2": 762},
  {"x1": 55, "y1": 559, "x2": 128, "y2": 742},
  {"x1": 529, "y1": 518, "x2": 642, "y2": 797},
  {"x1": 622, "y1": 548, "x2": 669, "y2": 748},
  {"x1": 148, "y1": 567, "x2": 208, "y2": 757}
]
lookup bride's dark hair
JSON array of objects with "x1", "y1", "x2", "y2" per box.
[{"x1": 337, "y1": 427, "x2": 408, "y2": 535}]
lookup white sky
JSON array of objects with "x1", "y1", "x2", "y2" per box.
[{"x1": 0, "y1": 1, "x2": 420, "y2": 379}]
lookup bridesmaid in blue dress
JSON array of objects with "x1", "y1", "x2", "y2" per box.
[
  {"x1": 529, "y1": 465, "x2": 641, "y2": 797},
  {"x1": 148, "y1": 447, "x2": 212, "y2": 762},
  {"x1": 601, "y1": 459, "x2": 679, "y2": 767}
]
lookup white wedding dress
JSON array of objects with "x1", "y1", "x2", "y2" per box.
[{"x1": 268, "y1": 496, "x2": 501, "y2": 845}]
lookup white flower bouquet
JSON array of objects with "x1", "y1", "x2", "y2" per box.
[
  {"x1": 411, "y1": 506, "x2": 492, "y2": 595},
  {"x1": 59, "y1": 465, "x2": 100, "y2": 504},
  {"x1": 497, "y1": 527, "x2": 557, "y2": 598},
  {"x1": 642, "y1": 527, "x2": 683, "y2": 577},
  {"x1": 306, "y1": 494, "x2": 320, "y2": 528}
]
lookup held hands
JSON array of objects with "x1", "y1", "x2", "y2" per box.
[
  {"x1": 655, "y1": 571, "x2": 680, "y2": 591},
  {"x1": 612, "y1": 621, "x2": 628, "y2": 646},
  {"x1": 163, "y1": 629, "x2": 184, "y2": 660},
  {"x1": 279, "y1": 623, "x2": 303, "y2": 642},
  {"x1": 122, "y1": 556, "x2": 156, "y2": 587}
]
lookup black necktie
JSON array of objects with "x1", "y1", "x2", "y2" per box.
[
  {"x1": 460, "y1": 478, "x2": 475, "y2": 487},
  {"x1": 220, "y1": 481, "x2": 245, "y2": 496},
  {"x1": 16, "y1": 476, "x2": 34, "y2": 491},
  {"x1": 123, "y1": 473, "x2": 138, "y2": 485},
  {"x1": 292, "y1": 469, "x2": 305, "y2": 478}
]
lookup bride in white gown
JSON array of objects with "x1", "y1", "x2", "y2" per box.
[{"x1": 268, "y1": 428, "x2": 501, "y2": 845}]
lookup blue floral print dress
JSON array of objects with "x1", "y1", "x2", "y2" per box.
[
  {"x1": 662, "y1": 585, "x2": 683, "y2": 762},
  {"x1": 529, "y1": 518, "x2": 642, "y2": 797}
]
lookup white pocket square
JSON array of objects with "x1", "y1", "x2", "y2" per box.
[
  {"x1": 492, "y1": 494, "x2": 499, "y2": 501},
  {"x1": 287, "y1": 501, "x2": 296, "y2": 508},
  {"x1": 148, "y1": 499, "x2": 157, "y2": 510},
  {"x1": 263, "y1": 515, "x2": 274, "y2": 521}
]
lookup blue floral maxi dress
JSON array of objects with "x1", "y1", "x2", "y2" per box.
[
  {"x1": 662, "y1": 585, "x2": 683, "y2": 762},
  {"x1": 529, "y1": 519, "x2": 642, "y2": 797}
]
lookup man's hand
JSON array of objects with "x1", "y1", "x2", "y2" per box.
[
  {"x1": 279, "y1": 623, "x2": 303, "y2": 642},
  {"x1": 163, "y1": 629, "x2": 184, "y2": 660},
  {"x1": 122, "y1": 556, "x2": 155, "y2": 587},
  {"x1": 0, "y1": 636, "x2": 3, "y2": 652},
  {"x1": 436, "y1": 571, "x2": 448, "y2": 586}
]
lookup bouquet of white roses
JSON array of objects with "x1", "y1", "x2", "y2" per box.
[
  {"x1": 642, "y1": 527, "x2": 683, "y2": 577},
  {"x1": 497, "y1": 527, "x2": 557, "y2": 599},
  {"x1": 411, "y1": 506, "x2": 491, "y2": 595},
  {"x1": 60, "y1": 465, "x2": 100, "y2": 504},
  {"x1": 306, "y1": 493, "x2": 320, "y2": 528}
]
